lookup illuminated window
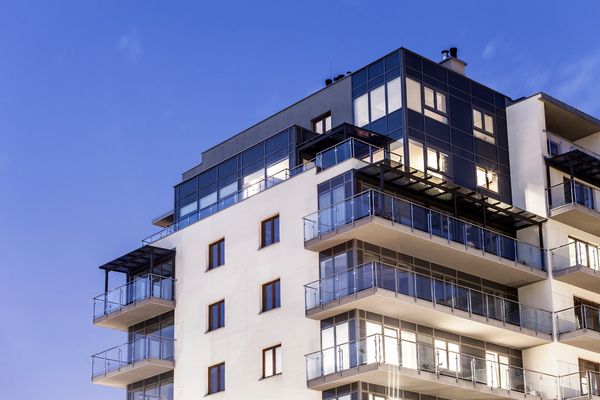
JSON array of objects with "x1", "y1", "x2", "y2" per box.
[
  {"x1": 473, "y1": 109, "x2": 495, "y2": 144},
  {"x1": 406, "y1": 78, "x2": 447, "y2": 124},
  {"x1": 426, "y1": 147, "x2": 449, "y2": 177},
  {"x1": 353, "y1": 78, "x2": 402, "y2": 127},
  {"x1": 406, "y1": 77, "x2": 422, "y2": 112},
  {"x1": 476, "y1": 166, "x2": 499, "y2": 193},
  {"x1": 408, "y1": 139, "x2": 424, "y2": 172}
]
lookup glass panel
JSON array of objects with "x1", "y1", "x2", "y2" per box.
[
  {"x1": 436, "y1": 92, "x2": 446, "y2": 113},
  {"x1": 473, "y1": 109, "x2": 483, "y2": 129},
  {"x1": 409, "y1": 140, "x2": 425, "y2": 172},
  {"x1": 386, "y1": 77, "x2": 402, "y2": 113},
  {"x1": 199, "y1": 192, "x2": 217, "y2": 209},
  {"x1": 179, "y1": 201, "x2": 197, "y2": 217},
  {"x1": 406, "y1": 77, "x2": 422, "y2": 113},
  {"x1": 370, "y1": 85, "x2": 386, "y2": 121},
  {"x1": 484, "y1": 114, "x2": 494, "y2": 134},
  {"x1": 353, "y1": 93, "x2": 369, "y2": 127}
]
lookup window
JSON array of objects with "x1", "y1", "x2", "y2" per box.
[
  {"x1": 353, "y1": 77, "x2": 402, "y2": 127},
  {"x1": 312, "y1": 112, "x2": 332, "y2": 134},
  {"x1": 476, "y1": 166, "x2": 499, "y2": 193},
  {"x1": 208, "y1": 363, "x2": 225, "y2": 394},
  {"x1": 262, "y1": 279, "x2": 281, "y2": 312},
  {"x1": 262, "y1": 344, "x2": 282, "y2": 378},
  {"x1": 473, "y1": 109, "x2": 495, "y2": 144},
  {"x1": 406, "y1": 77, "x2": 447, "y2": 123},
  {"x1": 208, "y1": 300, "x2": 225, "y2": 331},
  {"x1": 179, "y1": 201, "x2": 197, "y2": 217},
  {"x1": 434, "y1": 339, "x2": 460, "y2": 371},
  {"x1": 261, "y1": 215, "x2": 280, "y2": 247},
  {"x1": 408, "y1": 139, "x2": 425, "y2": 172},
  {"x1": 426, "y1": 146, "x2": 449, "y2": 177},
  {"x1": 208, "y1": 239, "x2": 225, "y2": 270}
]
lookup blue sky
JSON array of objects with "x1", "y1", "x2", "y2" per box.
[{"x1": 0, "y1": 1, "x2": 599, "y2": 398}]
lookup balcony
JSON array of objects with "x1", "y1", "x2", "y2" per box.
[
  {"x1": 143, "y1": 137, "x2": 386, "y2": 244},
  {"x1": 305, "y1": 333, "x2": 559, "y2": 399},
  {"x1": 546, "y1": 180, "x2": 600, "y2": 235},
  {"x1": 304, "y1": 262, "x2": 552, "y2": 348},
  {"x1": 556, "y1": 306, "x2": 600, "y2": 352},
  {"x1": 558, "y1": 370, "x2": 600, "y2": 400},
  {"x1": 551, "y1": 242, "x2": 600, "y2": 294},
  {"x1": 91, "y1": 335, "x2": 174, "y2": 387},
  {"x1": 303, "y1": 190, "x2": 547, "y2": 286},
  {"x1": 546, "y1": 131, "x2": 600, "y2": 188},
  {"x1": 93, "y1": 274, "x2": 175, "y2": 331}
]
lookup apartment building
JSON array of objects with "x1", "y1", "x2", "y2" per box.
[{"x1": 90, "y1": 46, "x2": 600, "y2": 400}]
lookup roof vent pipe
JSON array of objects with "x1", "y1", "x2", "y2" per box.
[{"x1": 441, "y1": 50, "x2": 450, "y2": 61}]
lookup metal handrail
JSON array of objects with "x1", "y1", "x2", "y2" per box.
[
  {"x1": 546, "y1": 179, "x2": 598, "y2": 212},
  {"x1": 303, "y1": 189, "x2": 545, "y2": 270},
  {"x1": 304, "y1": 261, "x2": 552, "y2": 334},
  {"x1": 550, "y1": 241, "x2": 600, "y2": 272},
  {"x1": 305, "y1": 332, "x2": 558, "y2": 397},
  {"x1": 546, "y1": 130, "x2": 600, "y2": 160}
]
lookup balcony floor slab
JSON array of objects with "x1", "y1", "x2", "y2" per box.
[{"x1": 93, "y1": 298, "x2": 175, "y2": 331}]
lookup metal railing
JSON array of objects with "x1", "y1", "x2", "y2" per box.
[
  {"x1": 303, "y1": 190, "x2": 545, "y2": 270},
  {"x1": 556, "y1": 305, "x2": 600, "y2": 335},
  {"x1": 550, "y1": 242, "x2": 600, "y2": 274},
  {"x1": 547, "y1": 180, "x2": 598, "y2": 212},
  {"x1": 559, "y1": 370, "x2": 600, "y2": 399},
  {"x1": 304, "y1": 261, "x2": 553, "y2": 335},
  {"x1": 142, "y1": 137, "x2": 390, "y2": 244},
  {"x1": 93, "y1": 274, "x2": 175, "y2": 320},
  {"x1": 91, "y1": 335, "x2": 174, "y2": 378},
  {"x1": 305, "y1": 333, "x2": 559, "y2": 398}
]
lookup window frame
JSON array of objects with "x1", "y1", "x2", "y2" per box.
[
  {"x1": 208, "y1": 238, "x2": 225, "y2": 270},
  {"x1": 262, "y1": 344, "x2": 282, "y2": 378},
  {"x1": 312, "y1": 111, "x2": 332, "y2": 134},
  {"x1": 207, "y1": 362, "x2": 225, "y2": 394},
  {"x1": 208, "y1": 300, "x2": 225, "y2": 331},
  {"x1": 426, "y1": 146, "x2": 450, "y2": 177},
  {"x1": 422, "y1": 84, "x2": 448, "y2": 124},
  {"x1": 473, "y1": 108, "x2": 496, "y2": 144},
  {"x1": 261, "y1": 215, "x2": 280, "y2": 248},
  {"x1": 262, "y1": 279, "x2": 281, "y2": 312},
  {"x1": 476, "y1": 165, "x2": 499, "y2": 193}
]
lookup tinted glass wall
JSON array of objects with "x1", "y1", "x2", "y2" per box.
[
  {"x1": 174, "y1": 127, "x2": 296, "y2": 219},
  {"x1": 401, "y1": 49, "x2": 512, "y2": 203}
]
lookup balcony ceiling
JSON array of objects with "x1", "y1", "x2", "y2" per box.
[
  {"x1": 547, "y1": 150, "x2": 600, "y2": 187},
  {"x1": 542, "y1": 93, "x2": 600, "y2": 141}
]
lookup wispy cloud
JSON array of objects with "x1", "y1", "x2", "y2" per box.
[
  {"x1": 482, "y1": 40, "x2": 497, "y2": 60},
  {"x1": 117, "y1": 27, "x2": 142, "y2": 65}
]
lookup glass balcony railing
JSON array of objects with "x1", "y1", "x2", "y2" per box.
[
  {"x1": 304, "y1": 262, "x2": 553, "y2": 335},
  {"x1": 142, "y1": 138, "x2": 389, "y2": 244},
  {"x1": 93, "y1": 274, "x2": 175, "y2": 321},
  {"x1": 550, "y1": 242, "x2": 600, "y2": 273},
  {"x1": 559, "y1": 370, "x2": 600, "y2": 399},
  {"x1": 91, "y1": 335, "x2": 174, "y2": 379},
  {"x1": 303, "y1": 190, "x2": 545, "y2": 270},
  {"x1": 305, "y1": 333, "x2": 558, "y2": 398},
  {"x1": 556, "y1": 305, "x2": 600, "y2": 335},
  {"x1": 547, "y1": 180, "x2": 598, "y2": 212}
]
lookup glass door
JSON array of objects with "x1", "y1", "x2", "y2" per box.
[
  {"x1": 383, "y1": 327, "x2": 399, "y2": 365},
  {"x1": 400, "y1": 331, "x2": 417, "y2": 369}
]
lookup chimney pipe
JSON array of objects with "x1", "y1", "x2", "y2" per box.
[
  {"x1": 449, "y1": 47, "x2": 458, "y2": 58},
  {"x1": 441, "y1": 50, "x2": 450, "y2": 61},
  {"x1": 439, "y1": 46, "x2": 466, "y2": 76}
]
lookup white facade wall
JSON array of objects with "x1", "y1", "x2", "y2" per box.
[{"x1": 155, "y1": 159, "x2": 365, "y2": 400}]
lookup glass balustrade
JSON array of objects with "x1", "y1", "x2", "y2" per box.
[
  {"x1": 304, "y1": 262, "x2": 553, "y2": 335},
  {"x1": 305, "y1": 333, "x2": 558, "y2": 398},
  {"x1": 91, "y1": 335, "x2": 174, "y2": 378},
  {"x1": 556, "y1": 305, "x2": 600, "y2": 335},
  {"x1": 143, "y1": 138, "x2": 390, "y2": 244},
  {"x1": 303, "y1": 190, "x2": 544, "y2": 270},
  {"x1": 551, "y1": 241, "x2": 600, "y2": 273},
  {"x1": 93, "y1": 274, "x2": 175, "y2": 320},
  {"x1": 547, "y1": 180, "x2": 598, "y2": 211}
]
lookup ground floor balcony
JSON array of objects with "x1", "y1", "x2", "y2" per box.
[
  {"x1": 303, "y1": 190, "x2": 547, "y2": 287},
  {"x1": 551, "y1": 242, "x2": 600, "y2": 294},
  {"x1": 91, "y1": 335, "x2": 174, "y2": 387},
  {"x1": 93, "y1": 274, "x2": 175, "y2": 331},
  {"x1": 556, "y1": 306, "x2": 600, "y2": 352},
  {"x1": 547, "y1": 180, "x2": 600, "y2": 236},
  {"x1": 305, "y1": 334, "x2": 559, "y2": 399},
  {"x1": 304, "y1": 262, "x2": 552, "y2": 349}
]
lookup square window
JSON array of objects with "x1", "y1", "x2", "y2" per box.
[
  {"x1": 261, "y1": 215, "x2": 280, "y2": 247},
  {"x1": 262, "y1": 279, "x2": 281, "y2": 312},
  {"x1": 263, "y1": 344, "x2": 282, "y2": 378},
  {"x1": 476, "y1": 166, "x2": 499, "y2": 193},
  {"x1": 208, "y1": 300, "x2": 225, "y2": 331},
  {"x1": 312, "y1": 111, "x2": 332, "y2": 134},
  {"x1": 208, "y1": 239, "x2": 225, "y2": 270},
  {"x1": 208, "y1": 363, "x2": 225, "y2": 394}
]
